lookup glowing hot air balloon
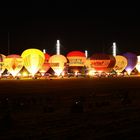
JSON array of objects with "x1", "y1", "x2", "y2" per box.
[
  {"x1": 67, "y1": 51, "x2": 86, "y2": 74},
  {"x1": 39, "y1": 53, "x2": 50, "y2": 76},
  {"x1": 90, "y1": 53, "x2": 111, "y2": 72},
  {"x1": 49, "y1": 55, "x2": 67, "y2": 76},
  {"x1": 0, "y1": 54, "x2": 6, "y2": 76},
  {"x1": 123, "y1": 52, "x2": 137, "y2": 75},
  {"x1": 21, "y1": 48, "x2": 45, "y2": 77},
  {"x1": 4, "y1": 54, "x2": 23, "y2": 77},
  {"x1": 136, "y1": 56, "x2": 140, "y2": 73},
  {"x1": 113, "y1": 55, "x2": 128, "y2": 73}
]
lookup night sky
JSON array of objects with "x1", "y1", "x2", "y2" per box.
[{"x1": 0, "y1": 7, "x2": 140, "y2": 56}]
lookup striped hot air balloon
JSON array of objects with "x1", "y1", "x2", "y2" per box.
[
  {"x1": 4, "y1": 54, "x2": 23, "y2": 77},
  {"x1": 21, "y1": 48, "x2": 45, "y2": 77}
]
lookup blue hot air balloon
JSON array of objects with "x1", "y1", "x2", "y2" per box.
[{"x1": 123, "y1": 52, "x2": 138, "y2": 75}]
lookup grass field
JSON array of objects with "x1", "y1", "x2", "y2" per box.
[{"x1": 0, "y1": 77, "x2": 140, "y2": 139}]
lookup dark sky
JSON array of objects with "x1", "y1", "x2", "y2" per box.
[{"x1": 0, "y1": 7, "x2": 140, "y2": 56}]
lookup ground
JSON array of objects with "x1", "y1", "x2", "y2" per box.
[{"x1": 0, "y1": 77, "x2": 140, "y2": 139}]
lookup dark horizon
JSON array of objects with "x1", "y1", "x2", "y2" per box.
[{"x1": 0, "y1": 7, "x2": 140, "y2": 56}]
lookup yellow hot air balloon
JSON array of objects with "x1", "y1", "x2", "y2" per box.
[
  {"x1": 21, "y1": 48, "x2": 45, "y2": 77},
  {"x1": 136, "y1": 56, "x2": 140, "y2": 73},
  {"x1": 4, "y1": 54, "x2": 23, "y2": 77},
  {"x1": 0, "y1": 54, "x2": 6, "y2": 76},
  {"x1": 113, "y1": 55, "x2": 128, "y2": 73},
  {"x1": 49, "y1": 55, "x2": 67, "y2": 76}
]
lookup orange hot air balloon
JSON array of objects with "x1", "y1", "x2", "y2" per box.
[
  {"x1": 21, "y1": 48, "x2": 45, "y2": 77},
  {"x1": 4, "y1": 54, "x2": 23, "y2": 77},
  {"x1": 49, "y1": 54, "x2": 67, "y2": 76},
  {"x1": 0, "y1": 54, "x2": 6, "y2": 76},
  {"x1": 113, "y1": 55, "x2": 128, "y2": 73},
  {"x1": 67, "y1": 51, "x2": 86, "y2": 73},
  {"x1": 39, "y1": 53, "x2": 50, "y2": 76}
]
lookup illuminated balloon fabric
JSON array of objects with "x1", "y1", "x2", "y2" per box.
[
  {"x1": 113, "y1": 55, "x2": 128, "y2": 73},
  {"x1": 4, "y1": 54, "x2": 23, "y2": 77},
  {"x1": 49, "y1": 55, "x2": 67, "y2": 75},
  {"x1": 39, "y1": 53, "x2": 50, "y2": 75},
  {"x1": 90, "y1": 54, "x2": 111, "y2": 72},
  {"x1": 123, "y1": 52, "x2": 137, "y2": 74},
  {"x1": 67, "y1": 51, "x2": 86, "y2": 67},
  {"x1": 39, "y1": 63, "x2": 50, "y2": 75},
  {"x1": 21, "y1": 49, "x2": 45, "y2": 76},
  {"x1": 136, "y1": 56, "x2": 140, "y2": 73},
  {"x1": 44, "y1": 53, "x2": 50, "y2": 63},
  {"x1": 0, "y1": 54, "x2": 6, "y2": 75},
  {"x1": 67, "y1": 51, "x2": 86, "y2": 73}
]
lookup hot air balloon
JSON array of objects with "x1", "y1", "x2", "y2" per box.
[
  {"x1": 0, "y1": 54, "x2": 6, "y2": 76},
  {"x1": 123, "y1": 52, "x2": 138, "y2": 75},
  {"x1": 113, "y1": 55, "x2": 128, "y2": 73},
  {"x1": 67, "y1": 51, "x2": 86, "y2": 74},
  {"x1": 39, "y1": 53, "x2": 50, "y2": 76},
  {"x1": 136, "y1": 56, "x2": 140, "y2": 73},
  {"x1": 4, "y1": 54, "x2": 23, "y2": 77},
  {"x1": 21, "y1": 48, "x2": 45, "y2": 77},
  {"x1": 49, "y1": 55, "x2": 67, "y2": 76},
  {"x1": 90, "y1": 53, "x2": 111, "y2": 72}
]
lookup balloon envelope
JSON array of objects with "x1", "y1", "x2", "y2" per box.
[
  {"x1": 67, "y1": 51, "x2": 86, "y2": 73},
  {"x1": 49, "y1": 55, "x2": 67, "y2": 76},
  {"x1": 21, "y1": 49, "x2": 45, "y2": 76},
  {"x1": 4, "y1": 54, "x2": 23, "y2": 77},
  {"x1": 90, "y1": 54, "x2": 111, "y2": 72},
  {"x1": 123, "y1": 52, "x2": 137, "y2": 75},
  {"x1": 113, "y1": 55, "x2": 128, "y2": 73}
]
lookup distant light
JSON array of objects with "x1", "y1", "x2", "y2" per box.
[
  {"x1": 74, "y1": 71, "x2": 78, "y2": 76},
  {"x1": 56, "y1": 40, "x2": 60, "y2": 55},
  {"x1": 112, "y1": 42, "x2": 117, "y2": 56},
  {"x1": 43, "y1": 49, "x2": 46, "y2": 53},
  {"x1": 55, "y1": 69, "x2": 62, "y2": 76},
  {"x1": 88, "y1": 69, "x2": 96, "y2": 76},
  {"x1": 85, "y1": 50, "x2": 88, "y2": 58}
]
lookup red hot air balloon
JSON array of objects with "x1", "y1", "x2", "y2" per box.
[
  {"x1": 90, "y1": 53, "x2": 111, "y2": 72},
  {"x1": 67, "y1": 51, "x2": 86, "y2": 74}
]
